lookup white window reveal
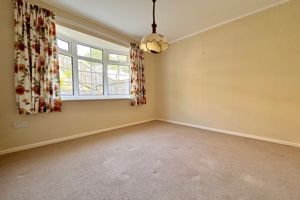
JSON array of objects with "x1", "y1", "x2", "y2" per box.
[{"x1": 56, "y1": 25, "x2": 130, "y2": 101}]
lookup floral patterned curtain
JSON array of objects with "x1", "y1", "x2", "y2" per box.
[
  {"x1": 130, "y1": 43, "x2": 146, "y2": 106},
  {"x1": 13, "y1": 0, "x2": 62, "y2": 115}
]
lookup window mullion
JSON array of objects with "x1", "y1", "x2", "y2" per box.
[
  {"x1": 103, "y1": 50, "x2": 108, "y2": 96},
  {"x1": 72, "y1": 42, "x2": 79, "y2": 96}
]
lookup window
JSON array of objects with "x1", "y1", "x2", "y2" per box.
[
  {"x1": 107, "y1": 64, "x2": 130, "y2": 95},
  {"x1": 58, "y1": 54, "x2": 73, "y2": 95},
  {"x1": 57, "y1": 36, "x2": 130, "y2": 100}
]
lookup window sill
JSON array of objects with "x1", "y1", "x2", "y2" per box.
[{"x1": 61, "y1": 95, "x2": 131, "y2": 101}]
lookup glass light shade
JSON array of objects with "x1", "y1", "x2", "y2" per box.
[{"x1": 140, "y1": 33, "x2": 168, "y2": 54}]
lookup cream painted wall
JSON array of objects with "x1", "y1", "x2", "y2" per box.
[
  {"x1": 156, "y1": 0, "x2": 300, "y2": 144},
  {"x1": 0, "y1": 0, "x2": 156, "y2": 151}
]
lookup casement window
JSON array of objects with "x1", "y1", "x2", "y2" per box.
[{"x1": 56, "y1": 27, "x2": 130, "y2": 101}]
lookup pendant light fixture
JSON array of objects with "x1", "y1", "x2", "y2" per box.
[{"x1": 140, "y1": 0, "x2": 168, "y2": 54}]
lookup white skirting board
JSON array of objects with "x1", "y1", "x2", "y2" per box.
[
  {"x1": 157, "y1": 118, "x2": 300, "y2": 148},
  {"x1": 0, "y1": 119, "x2": 156, "y2": 156},
  {"x1": 1, "y1": 118, "x2": 298, "y2": 156}
]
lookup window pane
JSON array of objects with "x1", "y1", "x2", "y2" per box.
[
  {"x1": 108, "y1": 54, "x2": 128, "y2": 62},
  {"x1": 119, "y1": 55, "x2": 128, "y2": 62},
  {"x1": 108, "y1": 74, "x2": 117, "y2": 82},
  {"x1": 57, "y1": 39, "x2": 69, "y2": 51},
  {"x1": 92, "y1": 85, "x2": 103, "y2": 95},
  {"x1": 108, "y1": 54, "x2": 119, "y2": 61},
  {"x1": 79, "y1": 83, "x2": 92, "y2": 95},
  {"x1": 108, "y1": 83, "x2": 130, "y2": 95},
  {"x1": 107, "y1": 64, "x2": 130, "y2": 95},
  {"x1": 107, "y1": 64, "x2": 118, "y2": 75},
  {"x1": 91, "y1": 48, "x2": 102, "y2": 60},
  {"x1": 59, "y1": 54, "x2": 72, "y2": 69},
  {"x1": 78, "y1": 59, "x2": 91, "y2": 72},
  {"x1": 60, "y1": 69, "x2": 72, "y2": 82},
  {"x1": 108, "y1": 75, "x2": 130, "y2": 83},
  {"x1": 92, "y1": 62, "x2": 103, "y2": 73},
  {"x1": 58, "y1": 54, "x2": 73, "y2": 95},
  {"x1": 78, "y1": 59, "x2": 103, "y2": 73},
  {"x1": 120, "y1": 65, "x2": 130, "y2": 75},
  {"x1": 92, "y1": 73, "x2": 102, "y2": 85},
  {"x1": 78, "y1": 59, "x2": 103, "y2": 95},
  {"x1": 77, "y1": 44, "x2": 90, "y2": 58},
  {"x1": 108, "y1": 74, "x2": 130, "y2": 95},
  {"x1": 79, "y1": 71, "x2": 92, "y2": 84},
  {"x1": 60, "y1": 82, "x2": 73, "y2": 95},
  {"x1": 77, "y1": 44, "x2": 102, "y2": 60}
]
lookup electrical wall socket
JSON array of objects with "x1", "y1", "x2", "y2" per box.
[{"x1": 13, "y1": 121, "x2": 31, "y2": 129}]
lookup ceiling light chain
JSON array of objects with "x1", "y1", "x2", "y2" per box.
[{"x1": 152, "y1": 0, "x2": 157, "y2": 33}]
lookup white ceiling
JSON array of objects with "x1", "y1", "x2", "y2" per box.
[{"x1": 44, "y1": 0, "x2": 288, "y2": 43}]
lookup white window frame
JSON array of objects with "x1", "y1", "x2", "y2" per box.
[{"x1": 57, "y1": 35, "x2": 131, "y2": 101}]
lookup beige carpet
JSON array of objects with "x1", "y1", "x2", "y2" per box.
[{"x1": 0, "y1": 121, "x2": 299, "y2": 200}]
